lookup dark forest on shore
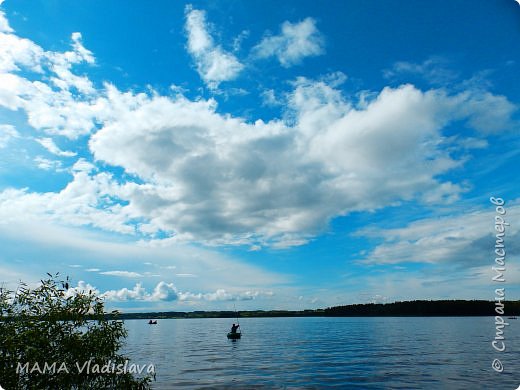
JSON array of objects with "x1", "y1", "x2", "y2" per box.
[{"x1": 109, "y1": 300, "x2": 520, "y2": 320}]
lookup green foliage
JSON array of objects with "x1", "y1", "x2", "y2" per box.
[{"x1": 0, "y1": 273, "x2": 153, "y2": 389}]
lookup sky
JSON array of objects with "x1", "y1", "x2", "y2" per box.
[{"x1": 0, "y1": 0, "x2": 519, "y2": 312}]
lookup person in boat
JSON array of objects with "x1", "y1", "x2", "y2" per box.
[{"x1": 230, "y1": 323, "x2": 239, "y2": 334}]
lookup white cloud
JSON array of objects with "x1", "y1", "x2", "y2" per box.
[
  {"x1": 35, "y1": 137, "x2": 77, "y2": 157},
  {"x1": 150, "y1": 281, "x2": 178, "y2": 301},
  {"x1": 0, "y1": 72, "x2": 515, "y2": 248},
  {"x1": 34, "y1": 156, "x2": 62, "y2": 171},
  {"x1": 384, "y1": 57, "x2": 458, "y2": 84},
  {"x1": 384, "y1": 60, "x2": 516, "y2": 132},
  {"x1": 456, "y1": 91, "x2": 516, "y2": 133},
  {"x1": 0, "y1": 23, "x2": 94, "y2": 90},
  {"x1": 46, "y1": 32, "x2": 95, "y2": 94},
  {"x1": 0, "y1": 218, "x2": 288, "y2": 298},
  {"x1": 178, "y1": 288, "x2": 273, "y2": 302},
  {"x1": 0, "y1": 72, "x2": 106, "y2": 139},
  {"x1": 64, "y1": 280, "x2": 100, "y2": 298},
  {"x1": 72, "y1": 158, "x2": 96, "y2": 173},
  {"x1": 0, "y1": 9, "x2": 517, "y2": 251},
  {"x1": 101, "y1": 282, "x2": 149, "y2": 301},
  {"x1": 100, "y1": 270, "x2": 143, "y2": 278},
  {"x1": 0, "y1": 30, "x2": 44, "y2": 73},
  {"x1": 356, "y1": 201, "x2": 520, "y2": 265},
  {"x1": 0, "y1": 124, "x2": 19, "y2": 147},
  {"x1": 65, "y1": 281, "x2": 176, "y2": 303},
  {"x1": 0, "y1": 4, "x2": 13, "y2": 34},
  {"x1": 87, "y1": 78, "x2": 515, "y2": 247},
  {"x1": 70, "y1": 280, "x2": 271, "y2": 303},
  {"x1": 0, "y1": 170, "x2": 136, "y2": 235},
  {"x1": 232, "y1": 29, "x2": 249, "y2": 52},
  {"x1": 261, "y1": 89, "x2": 283, "y2": 107},
  {"x1": 253, "y1": 18, "x2": 324, "y2": 67},
  {"x1": 184, "y1": 6, "x2": 243, "y2": 88},
  {"x1": 0, "y1": 23, "x2": 104, "y2": 139}
]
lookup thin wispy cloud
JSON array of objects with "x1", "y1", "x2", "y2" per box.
[
  {"x1": 0, "y1": 124, "x2": 19, "y2": 148},
  {"x1": 34, "y1": 156, "x2": 63, "y2": 171},
  {"x1": 35, "y1": 137, "x2": 77, "y2": 157},
  {"x1": 253, "y1": 18, "x2": 324, "y2": 67},
  {"x1": 356, "y1": 203, "x2": 520, "y2": 266},
  {"x1": 99, "y1": 271, "x2": 143, "y2": 278},
  {"x1": 383, "y1": 57, "x2": 459, "y2": 85},
  {"x1": 184, "y1": 5, "x2": 244, "y2": 88}
]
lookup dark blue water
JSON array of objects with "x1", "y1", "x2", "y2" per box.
[{"x1": 122, "y1": 317, "x2": 520, "y2": 389}]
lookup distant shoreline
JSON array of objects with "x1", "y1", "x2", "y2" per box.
[{"x1": 109, "y1": 299, "x2": 520, "y2": 320}]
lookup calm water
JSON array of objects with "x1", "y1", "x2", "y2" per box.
[{"x1": 122, "y1": 317, "x2": 520, "y2": 389}]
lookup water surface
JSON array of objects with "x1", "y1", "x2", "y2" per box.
[{"x1": 123, "y1": 317, "x2": 520, "y2": 389}]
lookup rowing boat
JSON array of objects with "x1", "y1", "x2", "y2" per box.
[{"x1": 227, "y1": 332, "x2": 241, "y2": 339}]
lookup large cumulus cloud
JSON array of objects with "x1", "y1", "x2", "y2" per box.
[{"x1": 88, "y1": 77, "x2": 515, "y2": 247}]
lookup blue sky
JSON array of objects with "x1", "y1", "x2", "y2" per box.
[{"x1": 0, "y1": 0, "x2": 519, "y2": 311}]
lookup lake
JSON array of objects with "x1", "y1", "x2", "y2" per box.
[{"x1": 122, "y1": 317, "x2": 519, "y2": 389}]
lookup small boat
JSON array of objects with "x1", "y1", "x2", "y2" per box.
[
  {"x1": 228, "y1": 305, "x2": 242, "y2": 339},
  {"x1": 148, "y1": 320, "x2": 158, "y2": 324}
]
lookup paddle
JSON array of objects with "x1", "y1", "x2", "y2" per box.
[{"x1": 234, "y1": 303, "x2": 241, "y2": 335}]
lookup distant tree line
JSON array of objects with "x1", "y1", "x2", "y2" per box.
[
  {"x1": 107, "y1": 300, "x2": 520, "y2": 320},
  {"x1": 323, "y1": 300, "x2": 520, "y2": 317}
]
